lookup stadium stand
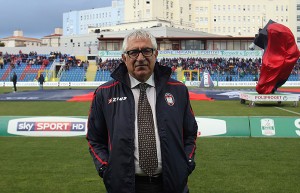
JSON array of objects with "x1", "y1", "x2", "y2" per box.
[
  {"x1": 60, "y1": 66, "x2": 86, "y2": 82},
  {"x1": 1, "y1": 53, "x2": 299, "y2": 82}
]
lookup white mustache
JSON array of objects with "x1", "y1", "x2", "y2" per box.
[{"x1": 135, "y1": 61, "x2": 148, "y2": 67}]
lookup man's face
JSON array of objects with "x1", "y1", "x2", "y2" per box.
[{"x1": 122, "y1": 38, "x2": 158, "y2": 82}]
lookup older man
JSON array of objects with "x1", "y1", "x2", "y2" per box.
[{"x1": 87, "y1": 29, "x2": 198, "y2": 193}]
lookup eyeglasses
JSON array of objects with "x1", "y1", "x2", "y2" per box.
[{"x1": 124, "y1": 48, "x2": 154, "y2": 59}]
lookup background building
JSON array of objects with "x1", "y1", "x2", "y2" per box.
[
  {"x1": 1, "y1": 0, "x2": 298, "y2": 49},
  {"x1": 195, "y1": 0, "x2": 298, "y2": 38},
  {"x1": 41, "y1": 28, "x2": 63, "y2": 47},
  {"x1": 63, "y1": 0, "x2": 124, "y2": 36},
  {"x1": 123, "y1": 0, "x2": 194, "y2": 29},
  {"x1": 0, "y1": 30, "x2": 41, "y2": 47},
  {"x1": 62, "y1": 0, "x2": 298, "y2": 46},
  {"x1": 297, "y1": 0, "x2": 300, "y2": 46}
]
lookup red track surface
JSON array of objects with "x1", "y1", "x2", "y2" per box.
[{"x1": 67, "y1": 91, "x2": 214, "y2": 102}]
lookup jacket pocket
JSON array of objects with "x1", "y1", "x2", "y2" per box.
[
  {"x1": 103, "y1": 164, "x2": 112, "y2": 192},
  {"x1": 187, "y1": 158, "x2": 195, "y2": 175}
]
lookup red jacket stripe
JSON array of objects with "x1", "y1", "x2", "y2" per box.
[{"x1": 88, "y1": 141, "x2": 108, "y2": 165}]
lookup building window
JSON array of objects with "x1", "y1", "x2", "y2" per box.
[
  {"x1": 199, "y1": 7, "x2": 204, "y2": 13},
  {"x1": 113, "y1": 42, "x2": 120, "y2": 50},
  {"x1": 234, "y1": 40, "x2": 241, "y2": 50}
]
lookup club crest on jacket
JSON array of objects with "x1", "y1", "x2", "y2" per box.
[{"x1": 164, "y1": 93, "x2": 175, "y2": 106}]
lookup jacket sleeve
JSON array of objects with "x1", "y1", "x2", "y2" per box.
[
  {"x1": 86, "y1": 89, "x2": 109, "y2": 176},
  {"x1": 183, "y1": 87, "x2": 198, "y2": 174}
]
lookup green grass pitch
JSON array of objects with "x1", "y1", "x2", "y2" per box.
[{"x1": 0, "y1": 87, "x2": 299, "y2": 193}]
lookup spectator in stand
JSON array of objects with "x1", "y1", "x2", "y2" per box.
[
  {"x1": 0, "y1": 57, "x2": 3, "y2": 69},
  {"x1": 42, "y1": 58, "x2": 49, "y2": 66},
  {"x1": 84, "y1": 61, "x2": 89, "y2": 71},
  {"x1": 12, "y1": 72, "x2": 17, "y2": 93}
]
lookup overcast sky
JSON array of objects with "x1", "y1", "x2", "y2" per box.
[{"x1": 0, "y1": 0, "x2": 112, "y2": 38}]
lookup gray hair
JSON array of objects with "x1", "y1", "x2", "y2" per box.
[{"x1": 121, "y1": 29, "x2": 157, "y2": 52}]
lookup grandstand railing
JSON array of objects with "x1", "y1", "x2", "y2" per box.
[{"x1": 56, "y1": 62, "x2": 66, "y2": 80}]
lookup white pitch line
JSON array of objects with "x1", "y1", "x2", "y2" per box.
[{"x1": 274, "y1": 107, "x2": 300, "y2": 116}]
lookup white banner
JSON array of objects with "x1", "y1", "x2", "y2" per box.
[
  {"x1": 99, "y1": 50, "x2": 263, "y2": 59},
  {"x1": 2, "y1": 81, "x2": 300, "y2": 87},
  {"x1": 7, "y1": 117, "x2": 87, "y2": 137}
]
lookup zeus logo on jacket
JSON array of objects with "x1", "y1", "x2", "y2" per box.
[{"x1": 108, "y1": 97, "x2": 127, "y2": 104}]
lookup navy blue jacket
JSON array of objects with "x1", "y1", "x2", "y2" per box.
[{"x1": 87, "y1": 62, "x2": 198, "y2": 193}]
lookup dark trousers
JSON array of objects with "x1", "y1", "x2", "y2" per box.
[
  {"x1": 135, "y1": 175, "x2": 163, "y2": 193},
  {"x1": 13, "y1": 82, "x2": 17, "y2": 92}
]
